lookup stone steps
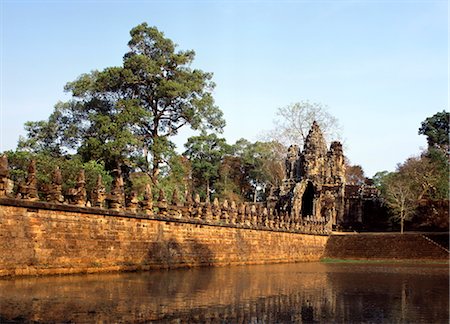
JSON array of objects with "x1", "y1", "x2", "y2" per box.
[
  {"x1": 323, "y1": 233, "x2": 449, "y2": 260},
  {"x1": 421, "y1": 234, "x2": 449, "y2": 254}
]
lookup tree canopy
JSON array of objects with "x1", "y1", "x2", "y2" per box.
[
  {"x1": 263, "y1": 101, "x2": 342, "y2": 148},
  {"x1": 5, "y1": 150, "x2": 112, "y2": 197},
  {"x1": 183, "y1": 132, "x2": 230, "y2": 199},
  {"x1": 182, "y1": 135, "x2": 285, "y2": 202},
  {"x1": 375, "y1": 110, "x2": 449, "y2": 231},
  {"x1": 345, "y1": 163, "x2": 366, "y2": 186},
  {"x1": 418, "y1": 110, "x2": 449, "y2": 152},
  {"x1": 19, "y1": 23, "x2": 225, "y2": 183}
]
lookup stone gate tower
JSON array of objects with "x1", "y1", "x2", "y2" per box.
[{"x1": 269, "y1": 121, "x2": 345, "y2": 226}]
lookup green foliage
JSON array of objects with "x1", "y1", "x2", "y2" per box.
[
  {"x1": 130, "y1": 172, "x2": 152, "y2": 199},
  {"x1": 345, "y1": 164, "x2": 366, "y2": 185},
  {"x1": 398, "y1": 153, "x2": 449, "y2": 201},
  {"x1": 5, "y1": 151, "x2": 112, "y2": 196},
  {"x1": 230, "y1": 139, "x2": 284, "y2": 201},
  {"x1": 418, "y1": 110, "x2": 449, "y2": 152},
  {"x1": 183, "y1": 134, "x2": 285, "y2": 202},
  {"x1": 374, "y1": 111, "x2": 450, "y2": 231},
  {"x1": 425, "y1": 147, "x2": 449, "y2": 199},
  {"x1": 183, "y1": 132, "x2": 230, "y2": 199},
  {"x1": 18, "y1": 23, "x2": 225, "y2": 181},
  {"x1": 158, "y1": 154, "x2": 191, "y2": 202},
  {"x1": 381, "y1": 171, "x2": 417, "y2": 233},
  {"x1": 372, "y1": 170, "x2": 390, "y2": 191},
  {"x1": 208, "y1": 139, "x2": 285, "y2": 202},
  {"x1": 376, "y1": 151, "x2": 449, "y2": 231},
  {"x1": 215, "y1": 155, "x2": 247, "y2": 202}
]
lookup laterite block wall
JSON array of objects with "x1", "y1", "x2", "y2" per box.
[{"x1": 0, "y1": 199, "x2": 328, "y2": 276}]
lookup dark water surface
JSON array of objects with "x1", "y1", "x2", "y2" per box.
[{"x1": 0, "y1": 263, "x2": 448, "y2": 323}]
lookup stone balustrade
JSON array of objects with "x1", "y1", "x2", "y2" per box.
[{"x1": 0, "y1": 156, "x2": 331, "y2": 235}]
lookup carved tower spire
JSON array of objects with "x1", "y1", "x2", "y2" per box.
[{"x1": 302, "y1": 121, "x2": 327, "y2": 180}]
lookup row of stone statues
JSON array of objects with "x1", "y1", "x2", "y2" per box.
[{"x1": 0, "y1": 156, "x2": 331, "y2": 234}]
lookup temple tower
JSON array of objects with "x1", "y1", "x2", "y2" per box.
[{"x1": 272, "y1": 121, "x2": 346, "y2": 227}]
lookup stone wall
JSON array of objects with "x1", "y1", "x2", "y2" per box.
[
  {"x1": 0, "y1": 155, "x2": 332, "y2": 236},
  {"x1": 0, "y1": 198, "x2": 328, "y2": 277},
  {"x1": 2, "y1": 196, "x2": 447, "y2": 277}
]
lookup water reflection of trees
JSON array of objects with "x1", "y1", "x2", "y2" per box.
[
  {"x1": 325, "y1": 265, "x2": 449, "y2": 323},
  {"x1": 0, "y1": 264, "x2": 447, "y2": 323}
]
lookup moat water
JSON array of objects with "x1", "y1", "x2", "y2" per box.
[{"x1": 0, "y1": 263, "x2": 448, "y2": 323}]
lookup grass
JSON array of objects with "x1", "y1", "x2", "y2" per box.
[{"x1": 320, "y1": 258, "x2": 449, "y2": 265}]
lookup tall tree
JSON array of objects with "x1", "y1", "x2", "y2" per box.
[
  {"x1": 216, "y1": 155, "x2": 247, "y2": 202},
  {"x1": 263, "y1": 101, "x2": 342, "y2": 148},
  {"x1": 345, "y1": 163, "x2": 366, "y2": 185},
  {"x1": 382, "y1": 172, "x2": 416, "y2": 234},
  {"x1": 376, "y1": 153, "x2": 449, "y2": 232},
  {"x1": 398, "y1": 155, "x2": 448, "y2": 201},
  {"x1": 233, "y1": 139, "x2": 284, "y2": 201},
  {"x1": 213, "y1": 139, "x2": 285, "y2": 202},
  {"x1": 183, "y1": 132, "x2": 230, "y2": 199},
  {"x1": 374, "y1": 111, "x2": 450, "y2": 231},
  {"x1": 19, "y1": 23, "x2": 225, "y2": 183},
  {"x1": 418, "y1": 110, "x2": 449, "y2": 153}
]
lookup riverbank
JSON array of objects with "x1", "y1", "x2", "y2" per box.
[{"x1": 321, "y1": 258, "x2": 449, "y2": 264}]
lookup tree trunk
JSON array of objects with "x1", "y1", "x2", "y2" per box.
[
  {"x1": 206, "y1": 178, "x2": 210, "y2": 203},
  {"x1": 150, "y1": 132, "x2": 160, "y2": 186},
  {"x1": 151, "y1": 164, "x2": 160, "y2": 186},
  {"x1": 400, "y1": 211, "x2": 404, "y2": 234}
]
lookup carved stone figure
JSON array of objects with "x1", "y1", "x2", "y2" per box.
[
  {"x1": 212, "y1": 197, "x2": 221, "y2": 221},
  {"x1": 91, "y1": 175, "x2": 106, "y2": 208},
  {"x1": 245, "y1": 204, "x2": 252, "y2": 226},
  {"x1": 47, "y1": 166, "x2": 64, "y2": 203},
  {"x1": 0, "y1": 155, "x2": 9, "y2": 197},
  {"x1": 141, "y1": 183, "x2": 153, "y2": 215},
  {"x1": 67, "y1": 170, "x2": 87, "y2": 206},
  {"x1": 127, "y1": 191, "x2": 139, "y2": 213},
  {"x1": 250, "y1": 204, "x2": 257, "y2": 226},
  {"x1": 262, "y1": 207, "x2": 269, "y2": 227},
  {"x1": 285, "y1": 145, "x2": 299, "y2": 179},
  {"x1": 321, "y1": 190, "x2": 336, "y2": 222},
  {"x1": 157, "y1": 188, "x2": 168, "y2": 215},
  {"x1": 107, "y1": 169, "x2": 125, "y2": 211},
  {"x1": 221, "y1": 199, "x2": 229, "y2": 223},
  {"x1": 193, "y1": 193, "x2": 202, "y2": 219},
  {"x1": 202, "y1": 199, "x2": 212, "y2": 221},
  {"x1": 171, "y1": 188, "x2": 182, "y2": 207},
  {"x1": 229, "y1": 201, "x2": 237, "y2": 224},
  {"x1": 19, "y1": 160, "x2": 39, "y2": 201},
  {"x1": 237, "y1": 203, "x2": 246, "y2": 225},
  {"x1": 184, "y1": 191, "x2": 193, "y2": 208}
]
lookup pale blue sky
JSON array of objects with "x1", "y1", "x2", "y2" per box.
[{"x1": 1, "y1": 0, "x2": 448, "y2": 176}]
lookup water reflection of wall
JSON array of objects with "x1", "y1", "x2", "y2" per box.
[{"x1": 0, "y1": 263, "x2": 447, "y2": 323}]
